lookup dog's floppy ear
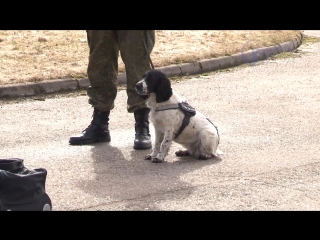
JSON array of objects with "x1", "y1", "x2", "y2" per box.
[{"x1": 155, "y1": 75, "x2": 173, "y2": 103}]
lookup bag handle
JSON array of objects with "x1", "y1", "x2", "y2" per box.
[{"x1": 0, "y1": 158, "x2": 25, "y2": 172}]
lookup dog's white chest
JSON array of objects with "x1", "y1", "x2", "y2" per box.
[{"x1": 150, "y1": 110, "x2": 183, "y2": 132}]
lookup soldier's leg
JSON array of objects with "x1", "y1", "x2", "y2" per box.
[
  {"x1": 118, "y1": 30, "x2": 155, "y2": 149},
  {"x1": 87, "y1": 30, "x2": 119, "y2": 111},
  {"x1": 69, "y1": 30, "x2": 119, "y2": 145},
  {"x1": 118, "y1": 30, "x2": 155, "y2": 113}
]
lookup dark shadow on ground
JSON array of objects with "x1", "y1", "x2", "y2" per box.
[{"x1": 76, "y1": 142, "x2": 222, "y2": 210}]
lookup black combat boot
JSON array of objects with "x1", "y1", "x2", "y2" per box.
[
  {"x1": 133, "y1": 108, "x2": 152, "y2": 149},
  {"x1": 69, "y1": 108, "x2": 111, "y2": 145}
]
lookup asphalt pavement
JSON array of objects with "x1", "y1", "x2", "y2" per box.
[{"x1": 0, "y1": 30, "x2": 319, "y2": 211}]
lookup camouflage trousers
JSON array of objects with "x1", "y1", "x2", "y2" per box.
[{"x1": 86, "y1": 30, "x2": 155, "y2": 113}]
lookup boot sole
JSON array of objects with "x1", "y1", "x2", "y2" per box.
[
  {"x1": 69, "y1": 136, "x2": 111, "y2": 145},
  {"x1": 133, "y1": 142, "x2": 152, "y2": 150}
]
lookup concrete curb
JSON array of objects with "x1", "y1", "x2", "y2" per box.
[{"x1": 0, "y1": 32, "x2": 304, "y2": 99}]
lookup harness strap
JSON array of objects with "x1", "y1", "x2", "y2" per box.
[
  {"x1": 175, "y1": 115, "x2": 191, "y2": 138},
  {"x1": 155, "y1": 104, "x2": 180, "y2": 111},
  {"x1": 206, "y1": 117, "x2": 220, "y2": 144},
  {"x1": 155, "y1": 103, "x2": 219, "y2": 140},
  {"x1": 155, "y1": 103, "x2": 192, "y2": 139},
  {"x1": 155, "y1": 102, "x2": 218, "y2": 139}
]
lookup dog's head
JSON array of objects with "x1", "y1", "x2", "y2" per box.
[{"x1": 135, "y1": 70, "x2": 173, "y2": 103}]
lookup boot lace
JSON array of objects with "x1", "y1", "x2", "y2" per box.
[{"x1": 135, "y1": 124, "x2": 150, "y2": 137}]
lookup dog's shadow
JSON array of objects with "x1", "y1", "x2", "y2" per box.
[{"x1": 76, "y1": 142, "x2": 222, "y2": 210}]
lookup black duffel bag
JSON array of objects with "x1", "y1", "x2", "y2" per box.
[{"x1": 0, "y1": 158, "x2": 52, "y2": 211}]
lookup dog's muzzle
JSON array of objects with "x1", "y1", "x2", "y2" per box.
[
  {"x1": 135, "y1": 83, "x2": 143, "y2": 94},
  {"x1": 135, "y1": 80, "x2": 147, "y2": 95}
]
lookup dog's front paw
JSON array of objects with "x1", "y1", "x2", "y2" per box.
[
  {"x1": 152, "y1": 157, "x2": 163, "y2": 163},
  {"x1": 145, "y1": 154, "x2": 152, "y2": 160}
]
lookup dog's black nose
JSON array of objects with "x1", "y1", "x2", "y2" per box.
[{"x1": 135, "y1": 82, "x2": 142, "y2": 92}]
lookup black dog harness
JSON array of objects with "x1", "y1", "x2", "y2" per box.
[
  {"x1": 155, "y1": 102, "x2": 196, "y2": 138},
  {"x1": 155, "y1": 102, "x2": 220, "y2": 141}
]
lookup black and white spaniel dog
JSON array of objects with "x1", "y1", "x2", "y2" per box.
[{"x1": 135, "y1": 69, "x2": 223, "y2": 163}]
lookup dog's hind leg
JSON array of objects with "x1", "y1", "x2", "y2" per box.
[
  {"x1": 194, "y1": 129, "x2": 219, "y2": 160},
  {"x1": 197, "y1": 153, "x2": 213, "y2": 160},
  {"x1": 175, "y1": 150, "x2": 190, "y2": 157}
]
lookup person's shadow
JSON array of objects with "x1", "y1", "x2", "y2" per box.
[{"x1": 77, "y1": 140, "x2": 222, "y2": 210}]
